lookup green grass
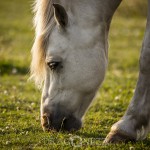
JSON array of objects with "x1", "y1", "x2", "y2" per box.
[{"x1": 0, "y1": 0, "x2": 150, "y2": 149}]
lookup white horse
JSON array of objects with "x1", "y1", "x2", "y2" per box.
[{"x1": 30, "y1": 0, "x2": 150, "y2": 143}]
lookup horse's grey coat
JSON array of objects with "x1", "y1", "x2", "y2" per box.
[{"x1": 31, "y1": 0, "x2": 150, "y2": 142}]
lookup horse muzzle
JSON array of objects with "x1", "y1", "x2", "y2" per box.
[{"x1": 41, "y1": 113, "x2": 82, "y2": 132}]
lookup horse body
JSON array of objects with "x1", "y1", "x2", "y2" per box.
[{"x1": 31, "y1": 0, "x2": 150, "y2": 143}]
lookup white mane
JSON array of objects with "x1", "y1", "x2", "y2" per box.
[{"x1": 30, "y1": 0, "x2": 55, "y2": 86}]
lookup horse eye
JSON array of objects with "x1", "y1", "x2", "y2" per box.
[
  {"x1": 46, "y1": 56, "x2": 63, "y2": 71},
  {"x1": 47, "y1": 61, "x2": 61, "y2": 70}
]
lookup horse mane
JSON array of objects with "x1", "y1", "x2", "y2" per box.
[{"x1": 30, "y1": 0, "x2": 55, "y2": 87}]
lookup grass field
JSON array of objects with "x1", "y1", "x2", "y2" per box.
[{"x1": 0, "y1": 0, "x2": 150, "y2": 149}]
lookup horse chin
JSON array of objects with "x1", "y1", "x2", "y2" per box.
[
  {"x1": 41, "y1": 113, "x2": 82, "y2": 132},
  {"x1": 62, "y1": 116, "x2": 82, "y2": 131}
]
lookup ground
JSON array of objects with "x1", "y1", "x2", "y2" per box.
[{"x1": 0, "y1": 0, "x2": 150, "y2": 149}]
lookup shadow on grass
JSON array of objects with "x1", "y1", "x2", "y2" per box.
[
  {"x1": 0, "y1": 61, "x2": 29, "y2": 75},
  {"x1": 141, "y1": 139, "x2": 150, "y2": 146}
]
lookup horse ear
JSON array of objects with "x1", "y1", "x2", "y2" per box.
[{"x1": 53, "y1": 3, "x2": 68, "y2": 28}]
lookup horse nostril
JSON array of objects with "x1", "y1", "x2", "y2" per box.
[{"x1": 41, "y1": 114, "x2": 50, "y2": 131}]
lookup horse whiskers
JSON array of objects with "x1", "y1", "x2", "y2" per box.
[
  {"x1": 46, "y1": 115, "x2": 50, "y2": 127},
  {"x1": 60, "y1": 117, "x2": 66, "y2": 131},
  {"x1": 42, "y1": 114, "x2": 67, "y2": 131}
]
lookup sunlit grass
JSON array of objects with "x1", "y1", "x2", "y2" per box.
[{"x1": 0, "y1": 0, "x2": 150, "y2": 149}]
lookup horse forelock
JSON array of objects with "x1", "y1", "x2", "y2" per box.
[{"x1": 30, "y1": 0, "x2": 56, "y2": 87}]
